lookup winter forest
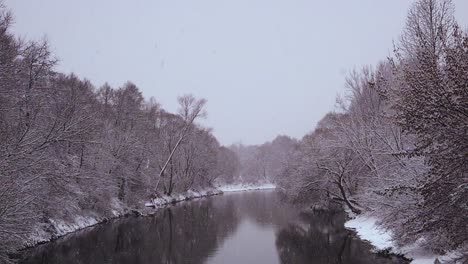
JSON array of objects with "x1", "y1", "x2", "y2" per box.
[{"x1": 1, "y1": 0, "x2": 467, "y2": 263}]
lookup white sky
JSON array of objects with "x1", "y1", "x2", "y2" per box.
[{"x1": 5, "y1": 0, "x2": 468, "y2": 145}]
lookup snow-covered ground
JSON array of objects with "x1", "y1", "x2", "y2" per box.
[
  {"x1": 217, "y1": 183, "x2": 276, "y2": 192},
  {"x1": 345, "y1": 215, "x2": 393, "y2": 250},
  {"x1": 345, "y1": 214, "x2": 464, "y2": 264},
  {"x1": 145, "y1": 189, "x2": 223, "y2": 208},
  {"x1": 26, "y1": 198, "x2": 126, "y2": 247},
  {"x1": 26, "y1": 215, "x2": 102, "y2": 247},
  {"x1": 144, "y1": 183, "x2": 276, "y2": 207}
]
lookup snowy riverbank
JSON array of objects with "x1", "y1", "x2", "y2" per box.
[
  {"x1": 144, "y1": 183, "x2": 276, "y2": 207},
  {"x1": 144, "y1": 188, "x2": 223, "y2": 208},
  {"x1": 25, "y1": 183, "x2": 276, "y2": 248},
  {"x1": 218, "y1": 182, "x2": 277, "y2": 192},
  {"x1": 25, "y1": 200, "x2": 126, "y2": 247},
  {"x1": 345, "y1": 214, "x2": 464, "y2": 264}
]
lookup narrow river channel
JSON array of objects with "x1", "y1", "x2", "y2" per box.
[{"x1": 21, "y1": 190, "x2": 405, "y2": 264}]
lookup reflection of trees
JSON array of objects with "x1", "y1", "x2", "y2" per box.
[
  {"x1": 21, "y1": 196, "x2": 241, "y2": 264},
  {"x1": 21, "y1": 192, "x2": 403, "y2": 264},
  {"x1": 275, "y1": 211, "x2": 402, "y2": 264},
  {"x1": 229, "y1": 191, "x2": 299, "y2": 228}
]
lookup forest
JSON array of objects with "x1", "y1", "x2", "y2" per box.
[
  {"x1": 0, "y1": 3, "x2": 247, "y2": 262},
  {"x1": 0, "y1": 0, "x2": 467, "y2": 263},
  {"x1": 273, "y1": 0, "x2": 468, "y2": 261}
]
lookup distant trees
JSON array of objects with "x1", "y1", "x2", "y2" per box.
[
  {"x1": 215, "y1": 146, "x2": 240, "y2": 184},
  {"x1": 230, "y1": 135, "x2": 297, "y2": 184},
  {"x1": 279, "y1": 0, "x2": 467, "y2": 257}
]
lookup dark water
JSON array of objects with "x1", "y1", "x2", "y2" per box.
[{"x1": 21, "y1": 191, "x2": 405, "y2": 264}]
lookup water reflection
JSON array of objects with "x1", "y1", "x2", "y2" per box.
[
  {"x1": 21, "y1": 191, "x2": 406, "y2": 264},
  {"x1": 275, "y1": 211, "x2": 403, "y2": 264}
]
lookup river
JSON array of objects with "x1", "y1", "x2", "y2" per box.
[{"x1": 20, "y1": 190, "x2": 406, "y2": 264}]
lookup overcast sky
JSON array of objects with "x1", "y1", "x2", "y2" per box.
[{"x1": 5, "y1": 0, "x2": 468, "y2": 145}]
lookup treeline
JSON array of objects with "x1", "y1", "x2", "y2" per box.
[
  {"x1": 229, "y1": 135, "x2": 297, "y2": 183},
  {"x1": 0, "y1": 5, "x2": 240, "y2": 262},
  {"x1": 277, "y1": 0, "x2": 467, "y2": 259}
]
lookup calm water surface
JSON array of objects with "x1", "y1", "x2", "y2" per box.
[{"x1": 21, "y1": 191, "x2": 405, "y2": 264}]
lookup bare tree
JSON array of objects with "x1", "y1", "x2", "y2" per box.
[{"x1": 154, "y1": 95, "x2": 206, "y2": 194}]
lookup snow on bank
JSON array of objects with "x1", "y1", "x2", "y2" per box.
[
  {"x1": 398, "y1": 239, "x2": 466, "y2": 264},
  {"x1": 345, "y1": 214, "x2": 464, "y2": 264},
  {"x1": 144, "y1": 183, "x2": 276, "y2": 207},
  {"x1": 26, "y1": 215, "x2": 102, "y2": 247},
  {"x1": 218, "y1": 183, "x2": 276, "y2": 192},
  {"x1": 50, "y1": 216, "x2": 99, "y2": 236},
  {"x1": 25, "y1": 198, "x2": 125, "y2": 247},
  {"x1": 25, "y1": 185, "x2": 276, "y2": 249},
  {"x1": 145, "y1": 189, "x2": 223, "y2": 208},
  {"x1": 345, "y1": 215, "x2": 393, "y2": 250}
]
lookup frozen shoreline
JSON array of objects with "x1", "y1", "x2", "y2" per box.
[
  {"x1": 24, "y1": 183, "x2": 276, "y2": 249},
  {"x1": 144, "y1": 183, "x2": 276, "y2": 207},
  {"x1": 217, "y1": 182, "x2": 277, "y2": 193},
  {"x1": 344, "y1": 214, "x2": 463, "y2": 264}
]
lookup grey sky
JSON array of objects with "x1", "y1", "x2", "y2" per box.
[{"x1": 5, "y1": 0, "x2": 468, "y2": 145}]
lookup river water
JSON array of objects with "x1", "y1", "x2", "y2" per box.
[{"x1": 21, "y1": 190, "x2": 406, "y2": 264}]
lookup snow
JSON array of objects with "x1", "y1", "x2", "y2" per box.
[
  {"x1": 50, "y1": 216, "x2": 99, "y2": 236},
  {"x1": 344, "y1": 214, "x2": 465, "y2": 264},
  {"x1": 145, "y1": 183, "x2": 276, "y2": 208},
  {"x1": 344, "y1": 215, "x2": 394, "y2": 250},
  {"x1": 145, "y1": 189, "x2": 223, "y2": 208},
  {"x1": 27, "y1": 225, "x2": 50, "y2": 246},
  {"x1": 25, "y1": 215, "x2": 101, "y2": 247},
  {"x1": 110, "y1": 198, "x2": 124, "y2": 217},
  {"x1": 217, "y1": 183, "x2": 276, "y2": 192},
  {"x1": 25, "y1": 199, "x2": 126, "y2": 247},
  {"x1": 398, "y1": 239, "x2": 465, "y2": 264}
]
